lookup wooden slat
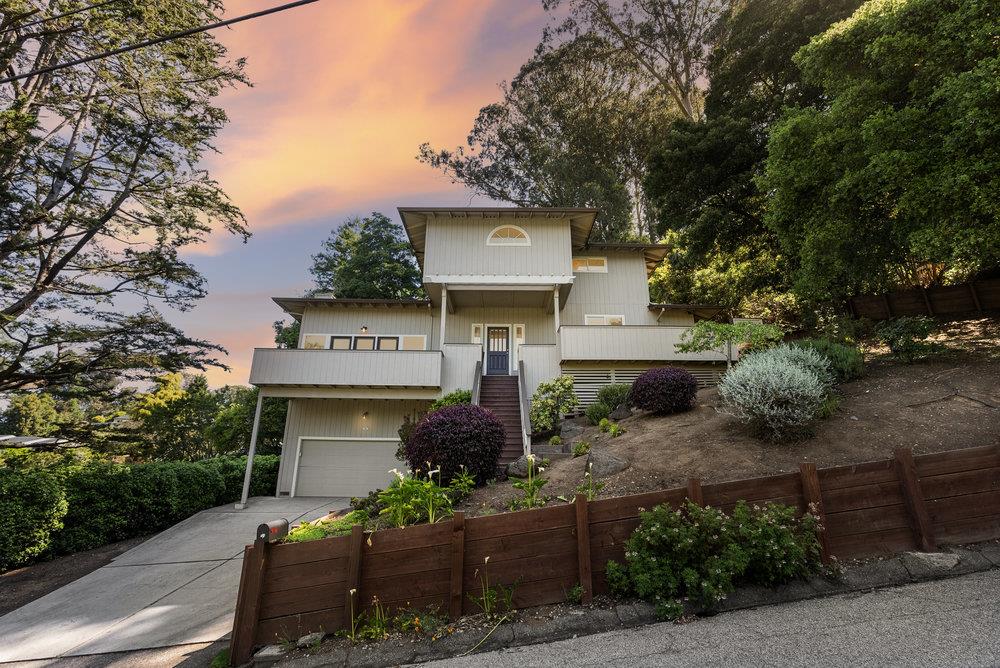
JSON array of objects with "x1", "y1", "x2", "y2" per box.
[
  {"x1": 934, "y1": 515, "x2": 1000, "y2": 545},
  {"x1": 799, "y1": 463, "x2": 830, "y2": 564},
  {"x1": 358, "y1": 543, "x2": 449, "y2": 580},
  {"x1": 462, "y1": 554, "x2": 577, "y2": 588},
  {"x1": 926, "y1": 489, "x2": 1000, "y2": 525},
  {"x1": 914, "y1": 445, "x2": 1000, "y2": 478},
  {"x1": 894, "y1": 448, "x2": 937, "y2": 551},
  {"x1": 360, "y1": 568, "x2": 451, "y2": 606},
  {"x1": 827, "y1": 526, "x2": 917, "y2": 559},
  {"x1": 588, "y1": 487, "x2": 686, "y2": 523},
  {"x1": 824, "y1": 504, "x2": 912, "y2": 538},
  {"x1": 465, "y1": 504, "x2": 575, "y2": 540},
  {"x1": 263, "y1": 557, "x2": 347, "y2": 594},
  {"x1": 230, "y1": 540, "x2": 269, "y2": 665},
  {"x1": 575, "y1": 494, "x2": 593, "y2": 603},
  {"x1": 260, "y1": 583, "x2": 344, "y2": 620},
  {"x1": 449, "y1": 512, "x2": 465, "y2": 620},
  {"x1": 465, "y1": 525, "x2": 577, "y2": 562},
  {"x1": 686, "y1": 478, "x2": 704, "y2": 506},
  {"x1": 343, "y1": 524, "x2": 364, "y2": 631},
  {"x1": 921, "y1": 467, "x2": 1000, "y2": 500},
  {"x1": 702, "y1": 472, "x2": 801, "y2": 506},
  {"x1": 255, "y1": 607, "x2": 345, "y2": 645},
  {"x1": 363, "y1": 521, "x2": 452, "y2": 554},
  {"x1": 819, "y1": 458, "x2": 898, "y2": 490},
  {"x1": 821, "y1": 480, "x2": 905, "y2": 514},
  {"x1": 267, "y1": 534, "x2": 349, "y2": 568}
]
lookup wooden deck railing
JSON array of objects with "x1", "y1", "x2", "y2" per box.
[{"x1": 230, "y1": 444, "x2": 1000, "y2": 663}]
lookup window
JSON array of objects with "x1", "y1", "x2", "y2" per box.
[
  {"x1": 584, "y1": 314, "x2": 624, "y2": 326},
  {"x1": 353, "y1": 336, "x2": 376, "y2": 350},
  {"x1": 400, "y1": 335, "x2": 426, "y2": 351},
  {"x1": 486, "y1": 224, "x2": 530, "y2": 246},
  {"x1": 471, "y1": 324, "x2": 483, "y2": 344},
  {"x1": 302, "y1": 334, "x2": 327, "y2": 349},
  {"x1": 573, "y1": 257, "x2": 608, "y2": 273},
  {"x1": 330, "y1": 336, "x2": 352, "y2": 350},
  {"x1": 376, "y1": 336, "x2": 398, "y2": 351}
]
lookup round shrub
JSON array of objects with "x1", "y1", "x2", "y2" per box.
[
  {"x1": 628, "y1": 367, "x2": 698, "y2": 414},
  {"x1": 792, "y1": 338, "x2": 864, "y2": 383},
  {"x1": 170, "y1": 462, "x2": 225, "y2": 521},
  {"x1": 752, "y1": 344, "x2": 834, "y2": 389},
  {"x1": 595, "y1": 383, "x2": 631, "y2": 411},
  {"x1": 718, "y1": 352, "x2": 826, "y2": 440},
  {"x1": 0, "y1": 468, "x2": 67, "y2": 571},
  {"x1": 585, "y1": 401, "x2": 610, "y2": 425},
  {"x1": 405, "y1": 404, "x2": 505, "y2": 484},
  {"x1": 54, "y1": 462, "x2": 137, "y2": 553},
  {"x1": 429, "y1": 389, "x2": 471, "y2": 411}
]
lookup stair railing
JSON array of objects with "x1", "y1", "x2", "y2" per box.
[
  {"x1": 471, "y1": 360, "x2": 483, "y2": 405},
  {"x1": 517, "y1": 360, "x2": 531, "y2": 456}
]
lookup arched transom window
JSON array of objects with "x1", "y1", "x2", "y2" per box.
[{"x1": 486, "y1": 224, "x2": 530, "y2": 246}]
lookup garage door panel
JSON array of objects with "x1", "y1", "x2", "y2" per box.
[{"x1": 296, "y1": 439, "x2": 402, "y2": 497}]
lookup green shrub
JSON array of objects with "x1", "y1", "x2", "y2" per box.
[
  {"x1": 719, "y1": 352, "x2": 826, "y2": 440},
  {"x1": 596, "y1": 383, "x2": 631, "y2": 411},
  {"x1": 170, "y1": 462, "x2": 225, "y2": 521},
  {"x1": 751, "y1": 344, "x2": 834, "y2": 390},
  {"x1": 429, "y1": 389, "x2": 471, "y2": 411},
  {"x1": 529, "y1": 375, "x2": 579, "y2": 433},
  {"x1": 874, "y1": 316, "x2": 938, "y2": 363},
  {"x1": 199, "y1": 455, "x2": 279, "y2": 503},
  {"x1": 247, "y1": 454, "x2": 280, "y2": 497},
  {"x1": 549, "y1": 435, "x2": 562, "y2": 446},
  {"x1": 607, "y1": 500, "x2": 821, "y2": 619},
  {"x1": 572, "y1": 441, "x2": 591, "y2": 457},
  {"x1": 0, "y1": 468, "x2": 67, "y2": 571},
  {"x1": 585, "y1": 402, "x2": 610, "y2": 425},
  {"x1": 792, "y1": 338, "x2": 864, "y2": 382},
  {"x1": 628, "y1": 367, "x2": 698, "y2": 414},
  {"x1": 607, "y1": 423, "x2": 625, "y2": 438},
  {"x1": 285, "y1": 510, "x2": 368, "y2": 543},
  {"x1": 54, "y1": 462, "x2": 139, "y2": 553}
]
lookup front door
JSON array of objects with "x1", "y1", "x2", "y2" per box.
[{"x1": 486, "y1": 327, "x2": 510, "y2": 375}]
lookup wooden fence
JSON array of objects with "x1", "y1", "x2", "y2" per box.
[
  {"x1": 230, "y1": 444, "x2": 1000, "y2": 663},
  {"x1": 847, "y1": 278, "x2": 1000, "y2": 320}
]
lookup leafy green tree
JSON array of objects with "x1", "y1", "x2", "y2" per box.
[
  {"x1": 272, "y1": 320, "x2": 300, "y2": 349},
  {"x1": 677, "y1": 320, "x2": 783, "y2": 368},
  {"x1": 762, "y1": 0, "x2": 1000, "y2": 299},
  {"x1": 0, "y1": 393, "x2": 88, "y2": 439},
  {"x1": 0, "y1": 0, "x2": 248, "y2": 398},
  {"x1": 205, "y1": 386, "x2": 286, "y2": 456},
  {"x1": 311, "y1": 212, "x2": 424, "y2": 299},
  {"x1": 129, "y1": 374, "x2": 221, "y2": 461}
]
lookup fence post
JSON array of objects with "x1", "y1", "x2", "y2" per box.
[
  {"x1": 574, "y1": 494, "x2": 593, "y2": 603},
  {"x1": 893, "y1": 448, "x2": 937, "y2": 552},
  {"x1": 449, "y1": 512, "x2": 465, "y2": 620},
  {"x1": 799, "y1": 463, "x2": 831, "y2": 564},
  {"x1": 343, "y1": 524, "x2": 365, "y2": 631},
  {"x1": 685, "y1": 478, "x2": 704, "y2": 506},
  {"x1": 969, "y1": 281, "x2": 983, "y2": 312},
  {"x1": 920, "y1": 288, "x2": 934, "y2": 315},
  {"x1": 883, "y1": 294, "x2": 893, "y2": 318},
  {"x1": 230, "y1": 535, "x2": 269, "y2": 665}
]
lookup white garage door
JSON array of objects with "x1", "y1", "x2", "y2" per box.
[{"x1": 293, "y1": 438, "x2": 402, "y2": 498}]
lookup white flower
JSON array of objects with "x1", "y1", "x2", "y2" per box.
[
  {"x1": 428, "y1": 468, "x2": 441, "y2": 477},
  {"x1": 484, "y1": 556, "x2": 490, "y2": 564},
  {"x1": 538, "y1": 467, "x2": 546, "y2": 473},
  {"x1": 526, "y1": 454, "x2": 536, "y2": 463}
]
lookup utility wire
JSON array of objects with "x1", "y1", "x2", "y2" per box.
[
  {"x1": 0, "y1": 0, "x2": 320, "y2": 85},
  {"x1": 1, "y1": 0, "x2": 122, "y2": 35}
]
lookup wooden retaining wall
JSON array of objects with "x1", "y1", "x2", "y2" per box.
[
  {"x1": 847, "y1": 278, "x2": 1000, "y2": 320},
  {"x1": 230, "y1": 445, "x2": 1000, "y2": 663}
]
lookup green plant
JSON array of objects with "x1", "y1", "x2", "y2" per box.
[
  {"x1": 817, "y1": 394, "x2": 840, "y2": 419},
  {"x1": 284, "y1": 510, "x2": 368, "y2": 543},
  {"x1": 357, "y1": 595, "x2": 390, "y2": 642},
  {"x1": 393, "y1": 605, "x2": 449, "y2": 638},
  {"x1": 628, "y1": 367, "x2": 699, "y2": 414},
  {"x1": 529, "y1": 375, "x2": 579, "y2": 433},
  {"x1": 752, "y1": 344, "x2": 834, "y2": 390},
  {"x1": 565, "y1": 583, "x2": 584, "y2": 605},
  {"x1": 607, "y1": 500, "x2": 821, "y2": 619},
  {"x1": 596, "y1": 383, "x2": 631, "y2": 411},
  {"x1": 607, "y1": 423, "x2": 625, "y2": 438},
  {"x1": 404, "y1": 404, "x2": 505, "y2": 485},
  {"x1": 351, "y1": 488, "x2": 385, "y2": 516},
  {"x1": 874, "y1": 316, "x2": 939, "y2": 363},
  {"x1": 447, "y1": 466, "x2": 476, "y2": 503},
  {"x1": 792, "y1": 338, "x2": 864, "y2": 382},
  {"x1": 576, "y1": 463, "x2": 604, "y2": 501},
  {"x1": 509, "y1": 454, "x2": 547, "y2": 510},
  {"x1": 677, "y1": 321, "x2": 784, "y2": 368},
  {"x1": 598, "y1": 417, "x2": 611, "y2": 432},
  {"x1": 429, "y1": 389, "x2": 472, "y2": 411},
  {"x1": 468, "y1": 556, "x2": 516, "y2": 619},
  {"x1": 585, "y1": 402, "x2": 610, "y2": 425},
  {"x1": 378, "y1": 469, "x2": 454, "y2": 528},
  {"x1": 0, "y1": 468, "x2": 67, "y2": 571},
  {"x1": 209, "y1": 648, "x2": 230, "y2": 668},
  {"x1": 549, "y1": 435, "x2": 562, "y2": 446},
  {"x1": 419, "y1": 468, "x2": 453, "y2": 524},
  {"x1": 572, "y1": 440, "x2": 591, "y2": 458}
]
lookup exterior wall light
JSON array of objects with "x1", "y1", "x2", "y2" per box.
[{"x1": 360, "y1": 325, "x2": 368, "y2": 333}]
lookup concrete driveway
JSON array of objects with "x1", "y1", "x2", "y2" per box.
[{"x1": 0, "y1": 496, "x2": 347, "y2": 664}]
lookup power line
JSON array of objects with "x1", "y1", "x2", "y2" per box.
[
  {"x1": 0, "y1": 0, "x2": 320, "y2": 85},
  {"x1": 1, "y1": 0, "x2": 122, "y2": 35}
]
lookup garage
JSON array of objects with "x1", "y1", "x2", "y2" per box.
[{"x1": 292, "y1": 438, "x2": 403, "y2": 498}]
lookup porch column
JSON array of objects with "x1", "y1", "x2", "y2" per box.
[
  {"x1": 439, "y1": 285, "x2": 448, "y2": 349},
  {"x1": 553, "y1": 286, "x2": 560, "y2": 334},
  {"x1": 235, "y1": 391, "x2": 264, "y2": 509}
]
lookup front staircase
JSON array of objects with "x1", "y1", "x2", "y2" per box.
[{"x1": 478, "y1": 374, "x2": 524, "y2": 465}]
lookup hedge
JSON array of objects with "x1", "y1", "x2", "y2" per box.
[{"x1": 0, "y1": 455, "x2": 279, "y2": 571}]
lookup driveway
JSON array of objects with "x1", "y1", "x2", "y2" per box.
[{"x1": 0, "y1": 496, "x2": 347, "y2": 664}]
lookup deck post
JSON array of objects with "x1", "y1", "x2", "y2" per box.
[
  {"x1": 439, "y1": 285, "x2": 448, "y2": 349},
  {"x1": 229, "y1": 532, "x2": 269, "y2": 664},
  {"x1": 552, "y1": 286, "x2": 560, "y2": 334},
  {"x1": 236, "y1": 391, "x2": 264, "y2": 509}
]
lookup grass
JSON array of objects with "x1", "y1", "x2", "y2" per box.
[
  {"x1": 284, "y1": 510, "x2": 368, "y2": 543},
  {"x1": 209, "y1": 648, "x2": 229, "y2": 668}
]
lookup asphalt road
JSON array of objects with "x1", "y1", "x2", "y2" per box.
[{"x1": 424, "y1": 569, "x2": 1000, "y2": 668}]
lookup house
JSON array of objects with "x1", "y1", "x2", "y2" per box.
[{"x1": 236, "y1": 207, "x2": 729, "y2": 505}]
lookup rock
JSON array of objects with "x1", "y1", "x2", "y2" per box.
[
  {"x1": 900, "y1": 551, "x2": 961, "y2": 579},
  {"x1": 296, "y1": 631, "x2": 325, "y2": 649},
  {"x1": 506, "y1": 455, "x2": 531, "y2": 478},
  {"x1": 252, "y1": 645, "x2": 287, "y2": 665},
  {"x1": 559, "y1": 419, "x2": 586, "y2": 443},
  {"x1": 609, "y1": 404, "x2": 632, "y2": 421},
  {"x1": 586, "y1": 449, "x2": 629, "y2": 478}
]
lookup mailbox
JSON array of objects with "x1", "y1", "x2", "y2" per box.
[{"x1": 256, "y1": 518, "x2": 289, "y2": 544}]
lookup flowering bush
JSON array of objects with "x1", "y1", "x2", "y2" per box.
[
  {"x1": 404, "y1": 404, "x2": 504, "y2": 484},
  {"x1": 628, "y1": 367, "x2": 698, "y2": 414},
  {"x1": 529, "y1": 375, "x2": 579, "y2": 433},
  {"x1": 606, "y1": 500, "x2": 821, "y2": 619}
]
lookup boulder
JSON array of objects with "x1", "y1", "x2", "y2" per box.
[
  {"x1": 900, "y1": 551, "x2": 960, "y2": 579},
  {"x1": 506, "y1": 455, "x2": 531, "y2": 478},
  {"x1": 609, "y1": 404, "x2": 632, "y2": 421},
  {"x1": 559, "y1": 418, "x2": 586, "y2": 443},
  {"x1": 586, "y1": 449, "x2": 629, "y2": 478}
]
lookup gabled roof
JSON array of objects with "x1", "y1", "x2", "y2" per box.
[
  {"x1": 398, "y1": 207, "x2": 599, "y2": 269},
  {"x1": 273, "y1": 296, "x2": 431, "y2": 320},
  {"x1": 582, "y1": 243, "x2": 670, "y2": 275}
]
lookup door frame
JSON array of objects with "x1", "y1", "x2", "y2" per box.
[
  {"x1": 484, "y1": 325, "x2": 512, "y2": 375},
  {"x1": 291, "y1": 436, "x2": 400, "y2": 498}
]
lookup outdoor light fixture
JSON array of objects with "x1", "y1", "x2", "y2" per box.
[
  {"x1": 362, "y1": 411, "x2": 369, "y2": 419},
  {"x1": 360, "y1": 325, "x2": 368, "y2": 333}
]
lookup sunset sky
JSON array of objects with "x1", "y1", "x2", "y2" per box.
[{"x1": 176, "y1": 0, "x2": 549, "y2": 386}]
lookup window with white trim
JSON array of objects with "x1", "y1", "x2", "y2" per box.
[
  {"x1": 572, "y1": 257, "x2": 608, "y2": 272},
  {"x1": 486, "y1": 225, "x2": 530, "y2": 246},
  {"x1": 584, "y1": 314, "x2": 624, "y2": 326},
  {"x1": 297, "y1": 334, "x2": 427, "y2": 351}
]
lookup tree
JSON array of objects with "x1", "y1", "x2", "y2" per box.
[
  {"x1": 272, "y1": 320, "x2": 299, "y2": 349},
  {"x1": 677, "y1": 320, "x2": 783, "y2": 369},
  {"x1": 205, "y1": 386, "x2": 286, "y2": 456},
  {"x1": 0, "y1": 1, "x2": 248, "y2": 398},
  {"x1": 129, "y1": 374, "x2": 220, "y2": 460},
  {"x1": 761, "y1": 0, "x2": 1000, "y2": 300},
  {"x1": 311, "y1": 212, "x2": 424, "y2": 299}
]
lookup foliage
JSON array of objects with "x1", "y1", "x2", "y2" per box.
[
  {"x1": 792, "y1": 339, "x2": 864, "y2": 382},
  {"x1": 284, "y1": 510, "x2": 368, "y2": 543},
  {"x1": 718, "y1": 351, "x2": 827, "y2": 440},
  {"x1": 754, "y1": 345, "x2": 835, "y2": 390},
  {"x1": 596, "y1": 383, "x2": 632, "y2": 411},
  {"x1": 0, "y1": 0, "x2": 248, "y2": 397},
  {"x1": 585, "y1": 402, "x2": 611, "y2": 426},
  {"x1": 598, "y1": 418, "x2": 611, "y2": 432},
  {"x1": 510, "y1": 455, "x2": 548, "y2": 510},
  {"x1": 272, "y1": 320, "x2": 300, "y2": 349},
  {"x1": 529, "y1": 375, "x2": 579, "y2": 433},
  {"x1": 404, "y1": 405, "x2": 505, "y2": 485},
  {"x1": 628, "y1": 367, "x2": 699, "y2": 415},
  {"x1": 873, "y1": 317, "x2": 939, "y2": 363},
  {"x1": 677, "y1": 321, "x2": 784, "y2": 367},
  {"x1": 565, "y1": 583, "x2": 585, "y2": 605},
  {"x1": 0, "y1": 467, "x2": 67, "y2": 571},
  {"x1": 608, "y1": 423, "x2": 626, "y2": 438},
  {"x1": 607, "y1": 500, "x2": 822, "y2": 619},
  {"x1": 572, "y1": 441, "x2": 592, "y2": 458},
  {"x1": 311, "y1": 212, "x2": 424, "y2": 299},
  {"x1": 204, "y1": 386, "x2": 287, "y2": 457},
  {"x1": 447, "y1": 467, "x2": 477, "y2": 504},
  {"x1": 547, "y1": 435, "x2": 562, "y2": 447},
  {"x1": 576, "y1": 463, "x2": 605, "y2": 501},
  {"x1": 761, "y1": 0, "x2": 1000, "y2": 300},
  {"x1": 429, "y1": 390, "x2": 472, "y2": 412},
  {"x1": 393, "y1": 605, "x2": 451, "y2": 639},
  {"x1": 378, "y1": 470, "x2": 453, "y2": 528},
  {"x1": 468, "y1": 556, "x2": 516, "y2": 620}
]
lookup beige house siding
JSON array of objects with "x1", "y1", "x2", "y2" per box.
[
  {"x1": 298, "y1": 307, "x2": 434, "y2": 348},
  {"x1": 277, "y1": 398, "x2": 429, "y2": 494},
  {"x1": 561, "y1": 362, "x2": 725, "y2": 407},
  {"x1": 519, "y1": 344, "x2": 561, "y2": 398},
  {"x1": 423, "y1": 217, "x2": 572, "y2": 280}
]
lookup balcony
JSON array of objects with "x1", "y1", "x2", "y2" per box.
[
  {"x1": 559, "y1": 326, "x2": 729, "y2": 363},
  {"x1": 249, "y1": 348, "x2": 442, "y2": 389}
]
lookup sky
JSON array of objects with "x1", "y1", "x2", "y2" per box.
[{"x1": 173, "y1": 0, "x2": 550, "y2": 387}]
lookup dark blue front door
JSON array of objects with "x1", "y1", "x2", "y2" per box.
[{"x1": 486, "y1": 327, "x2": 509, "y2": 375}]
